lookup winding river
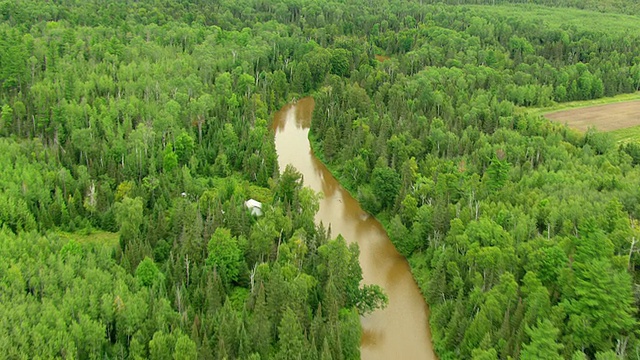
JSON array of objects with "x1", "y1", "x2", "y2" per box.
[{"x1": 273, "y1": 98, "x2": 437, "y2": 360}]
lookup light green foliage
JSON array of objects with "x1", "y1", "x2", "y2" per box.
[
  {"x1": 339, "y1": 309, "x2": 361, "y2": 360},
  {"x1": 572, "y1": 351, "x2": 588, "y2": 360},
  {"x1": 0, "y1": 230, "x2": 174, "y2": 359},
  {"x1": 150, "y1": 331, "x2": 176, "y2": 360},
  {"x1": 471, "y1": 348, "x2": 498, "y2": 360},
  {"x1": 520, "y1": 320, "x2": 563, "y2": 360},
  {"x1": 1, "y1": 104, "x2": 12, "y2": 132},
  {"x1": 206, "y1": 227, "x2": 242, "y2": 285},
  {"x1": 114, "y1": 196, "x2": 144, "y2": 241},
  {"x1": 174, "y1": 132, "x2": 195, "y2": 164},
  {"x1": 135, "y1": 256, "x2": 162, "y2": 286},
  {"x1": 595, "y1": 350, "x2": 620, "y2": 360},
  {"x1": 163, "y1": 144, "x2": 178, "y2": 173},
  {"x1": 174, "y1": 333, "x2": 197, "y2": 360},
  {"x1": 0, "y1": 191, "x2": 37, "y2": 232}
]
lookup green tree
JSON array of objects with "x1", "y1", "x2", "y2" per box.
[
  {"x1": 163, "y1": 144, "x2": 179, "y2": 173},
  {"x1": 114, "y1": 197, "x2": 143, "y2": 235},
  {"x1": 206, "y1": 227, "x2": 242, "y2": 286},
  {"x1": 330, "y1": 49, "x2": 351, "y2": 77},
  {"x1": 293, "y1": 61, "x2": 312, "y2": 94},
  {"x1": 136, "y1": 256, "x2": 163, "y2": 286},
  {"x1": 150, "y1": 331, "x2": 176, "y2": 360},
  {"x1": 1, "y1": 104, "x2": 12, "y2": 134},
  {"x1": 174, "y1": 333, "x2": 197, "y2": 360},
  {"x1": 371, "y1": 166, "x2": 400, "y2": 209},
  {"x1": 175, "y1": 132, "x2": 195, "y2": 164},
  {"x1": 323, "y1": 126, "x2": 339, "y2": 162},
  {"x1": 276, "y1": 307, "x2": 307, "y2": 360},
  {"x1": 471, "y1": 348, "x2": 498, "y2": 360},
  {"x1": 485, "y1": 154, "x2": 509, "y2": 192},
  {"x1": 275, "y1": 165, "x2": 303, "y2": 208},
  {"x1": 520, "y1": 319, "x2": 563, "y2": 360}
]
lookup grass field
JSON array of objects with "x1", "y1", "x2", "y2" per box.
[
  {"x1": 467, "y1": 4, "x2": 640, "y2": 34},
  {"x1": 56, "y1": 230, "x2": 119, "y2": 247},
  {"x1": 609, "y1": 126, "x2": 640, "y2": 143}
]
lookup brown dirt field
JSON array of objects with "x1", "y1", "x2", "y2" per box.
[{"x1": 545, "y1": 100, "x2": 640, "y2": 132}]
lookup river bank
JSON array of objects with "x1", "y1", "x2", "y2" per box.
[{"x1": 272, "y1": 98, "x2": 437, "y2": 360}]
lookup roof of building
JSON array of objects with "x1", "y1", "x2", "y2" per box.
[{"x1": 244, "y1": 199, "x2": 262, "y2": 209}]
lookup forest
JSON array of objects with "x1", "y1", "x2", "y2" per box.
[{"x1": 1, "y1": 0, "x2": 640, "y2": 359}]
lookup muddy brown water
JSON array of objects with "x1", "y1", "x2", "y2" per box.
[{"x1": 273, "y1": 97, "x2": 437, "y2": 360}]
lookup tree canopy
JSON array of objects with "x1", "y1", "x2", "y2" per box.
[{"x1": 2, "y1": 0, "x2": 640, "y2": 358}]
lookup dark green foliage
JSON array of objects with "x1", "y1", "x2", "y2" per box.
[
  {"x1": 371, "y1": 166, "x2": 401, "y2": 209},
  {"x1": 275, "y1": 308, "x2": 307, "y2": 360},
  {"x1": 274, "y1": 165, "x2": 303, "y2": 208},
  {"x1": 323, "y1": 127, "x2": 339, "y2": 162},
  {"x1": 330, "y1": 49, "x2": 351, "y2": 77},
  {"x1": 622, "y1": 142, "x2": 640, "y2": 166}
]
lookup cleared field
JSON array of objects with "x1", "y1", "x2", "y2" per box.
[{"x1": 544, "y1": 100, "x2": 640, "y2": 133}]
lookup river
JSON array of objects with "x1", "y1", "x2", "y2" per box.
[{"x1": 272, "y1": 98, "x2": 437, "y2": 360}]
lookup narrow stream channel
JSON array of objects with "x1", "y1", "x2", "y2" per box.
[{"x1": 272, "y1": 98, "x2": 438, "y2": 360}]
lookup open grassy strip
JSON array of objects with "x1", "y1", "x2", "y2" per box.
[
  {"x1": 610, "y1": 125, "x2": 640, "y2": 143},
  {"x1": 56, "y1": 230, "x2": 119, "y2": 248},
  {"x1": 466, "y1": 4, "x2": 640, "y2": 34},
  {"x1": 527, "y1": 91, "x2": 640, "y2": 117}
]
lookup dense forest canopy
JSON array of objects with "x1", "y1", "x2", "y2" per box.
[{"x1": 1, "y1": 0, "x2": 640, "y2": 359}]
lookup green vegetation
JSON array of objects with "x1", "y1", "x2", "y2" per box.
[
  {"x1": 425, "y1": 0, "x2": 640, "y2": 15},
  {"x1": 0, "y1": 0, "x2": 395, "y2": 358},
  {"x1": 307, "y1": 1, "x2": 640, "y2": 359},
  {"x1": 57, "y1": 230, "x2": 120, "y2": 247},
  {"x1": 611, "y1": 125, "x2": 640, "y2": 143},
  {"x1": 2, "y1": 0, "x2": 640, "y2": 359},
  {"x1": 467, "y1": 4, "x2": 640, "y2": 34}
]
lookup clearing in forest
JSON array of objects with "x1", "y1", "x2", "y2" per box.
[
  {"x1": 468, "y1": 4, "x2": 640, "y2": 34},
  {"x1": 544, "y1": 100, "x2": 640, "y2": 135}
]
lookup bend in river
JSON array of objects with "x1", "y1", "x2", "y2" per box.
[{"x1": 272, "y1": 98, "x2": 437, "y2": 360}]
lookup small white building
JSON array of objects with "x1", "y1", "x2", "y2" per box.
[{"x1": 244, "y1": 199, "x2": 263, "y2": 216}]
